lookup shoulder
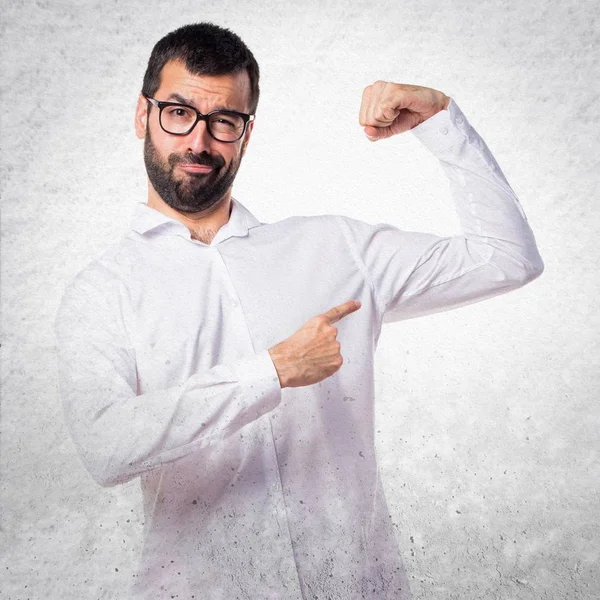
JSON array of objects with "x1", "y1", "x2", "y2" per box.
[
  {"x1": 250, "y1": 213, "x2": 404, "y2": 256},
  {"x1": 56, "y1": 239, "x2": 133, "y2": 321},
  {"x1": 252, "y1": 212, "x2": 368, "y2": 242},
  {"x1": 72, "y1": 241, "x2": 129, "y2": 287}
]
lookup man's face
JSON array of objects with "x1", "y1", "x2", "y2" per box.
[{"x1": 135, "y1": 60, "x2": 254, "y2": 214}]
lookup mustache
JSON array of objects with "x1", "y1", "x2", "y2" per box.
[{"x1": 169, "y1": 151, "x2": 225, "y2": 170}]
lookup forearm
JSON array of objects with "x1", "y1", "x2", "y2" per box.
[
  {"x1": 55, "y1": 269, "x2": 282, "y2": 487},
  {"x1": 411, "y1": 98, "x2": 544, "y2": 276},
  {"x1": 337, "y1": 99, "x2": 544, "y2": 324},
  {"x1": 56, "y1": 345, "x2": 281, "y2": 487}
]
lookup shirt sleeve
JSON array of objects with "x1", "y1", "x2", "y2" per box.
[
  {"x1": 336, "y1": 98, "x2": 544, "y2": 324},
  {"x1": 53, "y1": 268, "x2": 282, "y2": 488}
]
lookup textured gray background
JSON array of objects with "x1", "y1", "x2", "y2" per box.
[{"x1": 1, "y1": 0, "x2": 599, "y2": 598}]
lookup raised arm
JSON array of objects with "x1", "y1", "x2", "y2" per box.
[{"x1": 340, "y1": 81, "x2": 544, "y2": 323}]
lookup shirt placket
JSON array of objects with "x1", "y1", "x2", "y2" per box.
[{"x1": 213, "y1": 244, "x2": 304, "y2": 599}]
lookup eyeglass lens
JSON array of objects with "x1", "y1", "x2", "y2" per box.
[{"x1": 160, "y1": 105, "x2": 245, "y2": 141}]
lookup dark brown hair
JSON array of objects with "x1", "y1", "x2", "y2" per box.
[{"x1": 141, "y1": 22, "x2": 260, "y2": 113}]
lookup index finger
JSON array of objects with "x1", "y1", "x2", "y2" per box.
[{"x1": 322, "y1": 300, "x2": 362, "y2": 324}]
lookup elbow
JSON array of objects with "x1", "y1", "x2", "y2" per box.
[
  {"x1": 83, "y1": 457, "x2": 124, "y2": 488},
  {"x1": 469, "y1": 255, "x2": 544, "y2": 303},
  {"x1": 91, "y1": 464, "x2": 137, "y2": 488},
  {"x1": 520, "y1": 254, "x2": 545, "y2": 286},
  {"x1": 489, "y1": 246, "x2": 544, "y2": 290},
  {"x1": 94, "y1": 467, "x2": 128, "y2": 489},
  {"x1": 77, "y1": 445, "x2": 136, "y2": 488},
  {"x1": 65, "y1": 406, "x2": 142, "y2": 488},
  {"x1": 63, "y1": 406, "x2": 140, "y2": 487},
  {"x1": 94, "y1": 455, "x2": 140, "y2": 488}
]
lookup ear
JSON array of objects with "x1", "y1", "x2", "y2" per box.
[
  {"x1": 241, "y1": 119, "x2": 254, "y2": 156},
  {"x1": 134, "y1": 94, "x2": 149, "y2": 140}
]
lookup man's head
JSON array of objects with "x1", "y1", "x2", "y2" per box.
[{"x1": 135, "y1": 23, "x2": 260, "y2": 214}]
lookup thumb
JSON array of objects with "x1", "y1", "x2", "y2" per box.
[{"x1": 364, "y1": 125, "x2": 393, "y2": 142}]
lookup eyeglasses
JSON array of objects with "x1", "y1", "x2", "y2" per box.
[{"x1": 145, "y1": 96, "x2": 255, "y2": 143}]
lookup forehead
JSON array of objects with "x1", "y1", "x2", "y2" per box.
[{"x1": 156, "y1": 60, "x2": 252, "y2": 112}]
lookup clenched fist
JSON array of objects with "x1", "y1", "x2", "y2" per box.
[
  {"x1": 359, "y1": 81, "x2": 450, "y2": 141},
  {"x1": 268, "y1": 300, "x2": 362, "y2": 388}
]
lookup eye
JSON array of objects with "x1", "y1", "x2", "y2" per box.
[
  {"x1": 214, "y1": 117, "x2": 237, "y2": 128},
  {"x1": 210, "y1": 113, "x2": 244, "y2": 131},
  {"x1": 165, "y1": 106, "x2": 194, "y2": 119}
]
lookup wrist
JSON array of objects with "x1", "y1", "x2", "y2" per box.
[{"x1": 268, "y1": 347, "x2": 289, "y2": 389}]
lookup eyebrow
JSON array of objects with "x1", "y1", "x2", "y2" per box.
[
  {"x1": 165, "y1": 92, "x2": 241, "y2": 113},
  {"x1": 166, "y1": 92, "x2": 194, "y2": 105}
]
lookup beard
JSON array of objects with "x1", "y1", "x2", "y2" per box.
[{"x1": 143, "y1": 127, "x2": 242, "y2": 214}]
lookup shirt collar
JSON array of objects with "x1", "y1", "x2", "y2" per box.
[{"x1": 130, "y1": 197, "x2": 262, "y2": 245}]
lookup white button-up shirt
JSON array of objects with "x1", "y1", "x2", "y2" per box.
[{"x1": 54, "y1": 99, "x2": 543, "y2": 599}]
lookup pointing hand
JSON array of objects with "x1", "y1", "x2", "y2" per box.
[{"x1": 268, "y1": 300, "x2": 362, "y2": 388}]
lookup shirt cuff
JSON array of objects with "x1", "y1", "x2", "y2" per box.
[
  {"x1": 410, "y1": 98, "x2": 469, "y2": 154},
  {"x1": 235, "y1": 349, "x2": 283, "y2": 416}
]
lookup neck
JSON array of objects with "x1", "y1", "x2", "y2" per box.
[{"x1": 147, "y1": 185, "x2": 232, "y2": 244}]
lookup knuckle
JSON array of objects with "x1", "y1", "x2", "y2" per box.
[
  {"x1": 306, "y1": 316, "x2": 319, "y2": 328},
  {"x1": 380, "y1": 98, "x2": 395, "y2": 110}
]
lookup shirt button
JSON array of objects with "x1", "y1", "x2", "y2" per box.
[
  {"x1": 456, "y1": 116, "x2": 464, "y2": 125},
  {"x1": 232, "y1": 298, "x2": 239, "y2": 307},
  {"x1": 440, "y1": 127, "x2": 448, "y2": 135}
]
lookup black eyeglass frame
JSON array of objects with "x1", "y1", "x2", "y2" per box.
[{"x1": 144, "y1": 96, "x2": 255, "y2": 142}]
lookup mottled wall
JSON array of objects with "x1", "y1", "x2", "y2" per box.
[{"x1": 1, "y1": 0, "x2": 598, "y2": 598}]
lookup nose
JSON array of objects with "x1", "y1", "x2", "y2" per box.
[{"x1": 185, "y1": 118, "x2": 214, "y2": 154}]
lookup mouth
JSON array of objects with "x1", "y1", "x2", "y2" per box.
[{"x1": 178, "y1": 164, "x2": 215, "y2": 174}]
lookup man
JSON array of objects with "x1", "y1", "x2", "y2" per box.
[{"x1": 54, "y1": 22, "x2": 543, "y2": 600}]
